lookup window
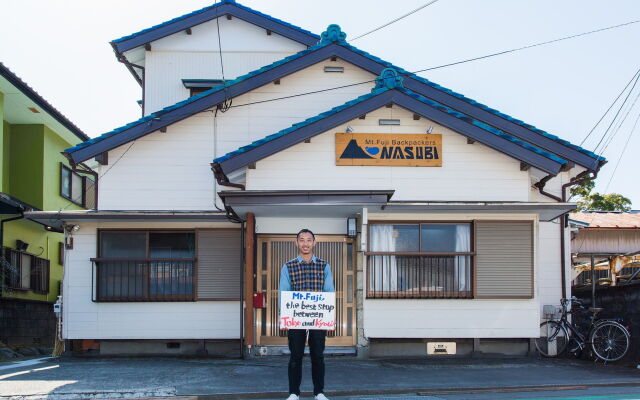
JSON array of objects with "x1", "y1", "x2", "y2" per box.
[
  {"x1": 93, "y1": 231, "x2": 196, "y2": 302},
  {"x1": 367, "y1": 223, "x2": 473, "y2": 299},
  {"x1": 60, "y1": 163, "x2": 96, "y2": 209},
  {"x1": 3, "y1": 247, "x2": 50, "y2": 293}
]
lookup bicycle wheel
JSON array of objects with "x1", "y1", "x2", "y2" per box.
[
  {"x1": 535, "y1": 321, "x2": 569, "y2": 357},
  {"x1": 590, "y1": 321, "x2": 630, "y2": 362}
]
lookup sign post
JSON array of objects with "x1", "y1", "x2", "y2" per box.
[{"x1": 279, "y1": 291, "x2": 336, "y2": 330}]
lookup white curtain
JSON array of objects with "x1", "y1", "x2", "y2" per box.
[
  {"x1": 454, "y1": 224, "x2": 471, "y2": 292},
  {"x1": 370, "y1": 225, "x2": 398, "y2": 292}
]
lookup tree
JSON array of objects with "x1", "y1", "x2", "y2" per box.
[
  {"x1": 578, "y1": 192, "x2": 632, "y2": 212},
  {"x1": 570, "y1": 180, "x2": 632, "y2": 211}
]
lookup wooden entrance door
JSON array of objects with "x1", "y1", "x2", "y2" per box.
[{"x1": 256, "y1": 235, "x2": 356, "y2": 346}]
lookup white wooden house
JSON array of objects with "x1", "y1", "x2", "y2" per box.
[{"x1": 27, "y1": 0, "x2": 605, "y2": 357}]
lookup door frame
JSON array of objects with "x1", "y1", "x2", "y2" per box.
[{"x1": 255, "y1": 234, "x2": 356, "y2": 346}]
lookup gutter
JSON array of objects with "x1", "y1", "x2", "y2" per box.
[
  {"x1": 111, "y1": 42, "x2": 144, "y2": 87},
  {"x1": 534, "y1": 162, "x2": 604, "y2": 299},
  {"x1": 210, "y1": 162, "x2": 245, "y2": 190}
]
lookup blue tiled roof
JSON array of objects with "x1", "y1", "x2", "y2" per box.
[
  {"x1": 73, "y1": 22, "x2": 601, "y2": 165},
  {"x1": 65, "y1": 41, "x2": 331, "y2": 154},
  {"x1": 339, "y1": 42, "x2": 601, "y2": 161},
  {"x1": 112, "y1": 0, "x2": 319, "y2": 44},
  {"x1": 213, "y1": 83, "x2": 568, "y2": 166}
]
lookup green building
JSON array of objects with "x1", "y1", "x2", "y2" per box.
[{"x1": 0, "y1": 62, "x2": 93, "y2": 348}]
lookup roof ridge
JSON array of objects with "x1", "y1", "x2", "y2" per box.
[
  {"x1": 112, "y1": 0, "x2": 319, "y2": 44},
  {"x1": 213, "y1": 80, "x2": 567, "y2": 167},
  {"x1": 340, "y1": 42, "x2": 601, "y2": 161},
  {"x1": 0, "y1": 62, "x2": 89, "y2": 142}
]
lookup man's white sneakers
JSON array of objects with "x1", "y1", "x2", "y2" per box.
[
  {"x1": 286, "y1": 395, "x2": 299, "y2": 400},
  {"x1": 315, "y1": 394, "x2": 329, "y2": 400},
  {"x1": 285, "y1": 393, "x2": 328, "y2": 400}
]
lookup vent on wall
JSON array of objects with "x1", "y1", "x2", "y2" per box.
[
  {"x1": 324, "y1": 66, "x2": 344, "y2": 73},
  {"x1": 379, "y1": 119, "x2": 400, "y2": 125}
]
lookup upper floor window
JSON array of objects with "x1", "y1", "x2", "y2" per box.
[{"x1": 60, "y1": 163, "x2": 96, "y2": 209}]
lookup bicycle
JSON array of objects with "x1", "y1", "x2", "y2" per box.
[{"x1": 535, "y1": 297, "x2": 631, "y2": 362}]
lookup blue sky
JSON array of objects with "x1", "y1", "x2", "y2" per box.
[{"x1": 2, "y1": 0, "x2": 639, "y2": 207}]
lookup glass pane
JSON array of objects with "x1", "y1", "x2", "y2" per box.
[
  {"x1": 149, "y1": 232, "x2": 195, "y2": 258},
  {"x1": 61, "y1": 168, "x2": 71, "y2": 197},
  {"x1": 71, "y1": 173, "x2": 83, "y2": 204},
  {"x1": 346, "y1": 243, "x2": 353, "y2": 271},
  {"x1": 421, "y1": 224, "x2": 470, "y2": 252},
  {"x1": 100, "y1": 232, "x2": 146, "y2": 258},
  {"x1": 370, "y1": 225, "x2": 419, "y2": 252}
]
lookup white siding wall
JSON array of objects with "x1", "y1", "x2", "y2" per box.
[
  {"x1": 62, "y1": 222, "x2": 240, "y2": 340},
  {"x1": 256, "y1": 217, "x2": 346, "y2": 235},
  {"x1": 362, "y1": 213, "x2": 541, "y2": 338},
  {"x1": 143, "y1": 16, "x2": 307, "y2": 114},
  {"x1": 247, "y1": 106, "x2": 531, "y2": 201},
  {"x1": 99, "y1": 60, "x2": 375, "y2": 210}
]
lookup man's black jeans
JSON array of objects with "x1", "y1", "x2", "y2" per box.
[{"x1": 287, "y1": 329, "x2": 326, "y2": 396}]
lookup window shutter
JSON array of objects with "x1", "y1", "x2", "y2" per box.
[
  {"x1": 197, "y1": 230, "x2": 241, "y2": 300},
  {"x1": 474, "y1": 221, "x2": 533, "y2": 299}
]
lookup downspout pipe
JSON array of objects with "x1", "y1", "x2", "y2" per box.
[
  {"x1": 535, "y1": 165, "x2": 602, "y2": 299},
  {"x1": 210, "y1": 162, "x2": 245, "y2": 190}
]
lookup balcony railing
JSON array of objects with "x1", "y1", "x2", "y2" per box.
[
  {"x1": 91, "y1": 258, "x2": 196, "y2": 302},
  {"x1": 367, "y1": 255, "x2": 473, "y2": 299}
]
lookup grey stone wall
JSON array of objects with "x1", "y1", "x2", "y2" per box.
[{"x1": 0, "y1": 298, "x2": 56, "y2": 347}]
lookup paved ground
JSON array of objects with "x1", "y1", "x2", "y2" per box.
[{"x1": 1, "y1": 356, "x2": 640, "y2": 400}]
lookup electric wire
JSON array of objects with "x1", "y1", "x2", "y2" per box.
[
  {"x1": 592, "y1": 71, "x2": 640, "y2": 155},
  {"x1": 604, "y1": 110, "x2": 640, "y2": 193},
  {"x1": 227, "y1": 19, "x2": 640, "y2": 109},
  {"x1": 580, "y1": 67, "x2": 640, "y2": 146},
  {"x1": 599, "y1": 88, "x2": 640, "y2": 155},
  {"x1": 349, "y1": 0, "x2": 440, "y2": 42},
  {"x1": 216, "y1": 1, "x2": 232, "y2": 112}
]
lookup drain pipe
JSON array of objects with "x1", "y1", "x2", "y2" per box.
[{"x1": 535, "y1": 168, "x2": 601, "y2": 299}]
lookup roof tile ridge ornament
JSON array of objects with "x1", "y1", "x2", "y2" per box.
[
  {"x1": 320, "y1": 24, "x2": 347, "y2": 44},
  {"x1": 374, "y1": 68, "x2": 403, "y2": 91}
]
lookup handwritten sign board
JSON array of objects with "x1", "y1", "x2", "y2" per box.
[
  {"x1": 336, "y1": 133, "x2": 442, "y2": 167},
  {"x1": 279, "y1": 291, "x2": 336, "y2": 331}
]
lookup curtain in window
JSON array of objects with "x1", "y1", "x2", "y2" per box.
[
  {"x1": 454, "y1": 224, "x2": 471, "y2": 291},
  {"x1": 370, "y1": 225, "x2": 397, "y2": 292}
]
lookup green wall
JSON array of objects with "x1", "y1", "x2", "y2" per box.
[
  {"x1": 8, "y1": 125, "x2": 44, "y2": 209},
  {"x1": 43, "y1": 125, "x2": 82, "y2": 211},
  {"x1": 3, "y1": 121, "x2": 10, "y2": 194},
  {"x1": 0, "y1": 91, "x2": 4, "y2": 192},
  {"x1": 1, "y1": 218, "x2": 63, "y2": 302}
]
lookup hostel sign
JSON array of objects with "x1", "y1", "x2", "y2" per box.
[
  {"x1": 335, "y1": 133, "x2": 442, "y2": 167},
  {"x1": 279, "y1": 291, "x2": 336, "y2": 331}
]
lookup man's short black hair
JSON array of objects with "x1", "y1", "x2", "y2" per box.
[{"x1": 296, "y1": 228, "x2": 315, "y2": 240}]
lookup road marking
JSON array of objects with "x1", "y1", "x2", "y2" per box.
[{"x1": 0, "y1": 357, "x2": 54, "y2": 371}]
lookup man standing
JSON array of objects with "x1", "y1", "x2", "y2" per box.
[{"x1": 280, "y1": 229, "x2": 335, "y2": 400}]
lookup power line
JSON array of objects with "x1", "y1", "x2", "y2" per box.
[
  {"x1": 349, "y1": 0, "x2": 440, "y2": 42},
  {"x1": 592, "y1": 71, "x2": 640, "y2": 154},
  {"x1": 600, "y1": 87, "x2": 640, "y2": 155},
  {"x1": 412, "y1": 19, "x2": 640, "y2": 74},
  {"x1": 604, "y1": 110, "x2": 640, "y2": 193},
  {"x1": 580, "y1": 67, "x2": 640, "y2": 146},
  {"x1": 229, "y1": 19, "x2": 640, "y2": 109}
]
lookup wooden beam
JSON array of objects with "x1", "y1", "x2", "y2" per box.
[
  {"x1": 304, "y1": 138, "x2": 311, "y2": 143},
  {"x1": 159, "y1": 127, "x2": 167, "y2": 133},
  {"x1": 244, "y1": 212, "x2": 256, "y2": 346},
  {"x1": 185, "y1": 28, "x2": 192, "y2": 35},
  {"x1": 95, "y1": 152, "x2": 108, "y2": 165},
  {"x1": 520, "y1": 162, "x2": 530, "y2": 171},
  {"x1": 413, "y1": 114, "x2": 421, "y2": 121},
  {"x1": 358, "y1": 115, "x2": 366, "y2": 120},
  {"x1": 226, "y1": 14, "x2": 232, "y2": 20},
  {"x1": 467, "y1": 138, "x2": 475, "y2": 144},
  {"x1": 248, "y1": 163, "x2": 256, "y2": 169},
  {"x1": 266, "y1": 29, "x2": 272, "y2": 35},
  {"x1": 144, "y1": 43, "x2": 151, "y2": 51}
]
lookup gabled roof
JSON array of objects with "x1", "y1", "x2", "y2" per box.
[
  {"x1": 67, "y1": 24, "x2": 603, "y2": 171},
  {"x1": 111, "y1": 0, "x2": 319, "y2": 84},
  {"x1": 0, "y1": 62, "x2": 89, "y2": 142},
  {"x1": 212, "y1": 68, "x2": 568, "y2": 176}
]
